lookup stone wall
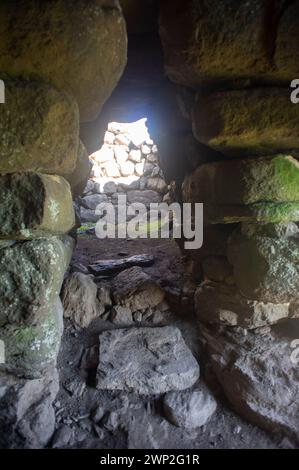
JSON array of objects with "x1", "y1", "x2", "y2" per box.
[
  {"x1": 0, "y1": 0, "x2": 127, "y2": 449},
  {"x1": 159, "y1": 0, "x2": 299, "y2": 442},
  {"x1": 78, "y1": 120, "x2": 169, "y2": 224}
]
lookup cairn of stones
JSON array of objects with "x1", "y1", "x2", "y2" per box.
[{"x1": 79, "y1": 120, "x2": 169, "y2": 225}]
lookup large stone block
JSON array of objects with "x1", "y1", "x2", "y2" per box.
[
  {"x1": 97, "y1": 326, "x2": 200, "y2": 395},
  {"x1": 183, "y1": 155, "x2": 299, "y2": 206},
  {"x1": 0, "y1": 172, "x2": 75, "y2": 239},
  {"x1": 227, "y1": 223, "x2": 299, "y2": 303},
  {"x1": 159, "y1": 0, "x2": 299, "y2": 87},
  {"x1": 0, "y1": 298, "x2": 63, "y2": 379},
  {"x1": 0, "y1": 0, "x2": 127, "y2": 121},
  {"x1": 203, "y1": 202, "x2": 299, "y2": 225},
  {"x1": 192, "y1": 88, "x2": 299, "y2": 156},
  {"x1": 0, "y1": 236, "x2": 74, "y2": 326},
  {"x1": 195, "y1": 281, "x2": 292, "y2": 329},
  {"x1": 0, "y1": 80, "x2": 79, "y2": 175},
  {"x1": 201, "y1": 323, "x2": 299, "y2": 444},
  {"x1": 0, "y1": 367, "x2": 59, "y2": 448}
]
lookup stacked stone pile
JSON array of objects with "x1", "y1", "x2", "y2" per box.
[
  {"x1": 159, "y1": 0, "x2": 299, "y2": 444},
  {"x1": 79, "y1": 120, "x2": 170, "y2": 224},
  {"x1": 0, "y1": 0, "x2": 126, "y2": 449}
]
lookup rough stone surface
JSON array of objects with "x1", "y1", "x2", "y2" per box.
[
  {"x1": 0, "y1": 172, "x2": 75, "y2": 239},
  {"x1": 127, "y1": 190, "x2": 162, "y2": 205},
  {"x1": 195, "y1": 281, "x2": 292, "y2": 329},
  {"x1": 192, "y1": 88, "x2": 299, "y2": 156},
  {"x1": 0, "y1": 79, "x2": 79, "y2": 174},
  {"x1": 203, "y1": 202, "x2": 299, "y2": 224},
  {"x1": 163, "y1": 385, "x2": 217, "y2": 429},
  {"x1": 0, "y1": 236, "x2": 74, "y2": 326},
  {"x1": 0, "y1": 298, "x2": 63, "y2": 379},
  {"x1": 64, "y1": 141, "x2": 91, "y2": 198},
  {"x1": 61, "y1": 273, "x2": 104, "y2": 328},
  {"x1": 0, "y1": 0, "x2": 127, "y2": 121},
  {"x1": 112, "y1": 267, "x2": 165, "y2": 312},
  {"x1": 227, "y1": 223, "x2": 299, "y2": 302},
  {"x1": 183, "y1": 155, "x2": 299, "y2": 205},
  {"x1": 201, "y1": 322, "x2": 299, "y2": 444},
  {"x1": 97, "y1": 326, "x2": 200, "y2": 395},
  {"x1": 159, "y1": 0, "x2": 299, "y2": 87},
  {"x1": 0, "y1": 367, "x2": 59, "y2": 449}
]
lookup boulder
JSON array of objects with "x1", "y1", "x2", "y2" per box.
[
  {"x1": 102, "y1": 160, "x2": 121, "y2": 178},
  {"x1": 0, "y1": 0, "x2": 127, "y2": 121},
  {"x1": 61, "y1": 272, "x2": 104, "y2": 328},
  {"x1": 192, "y1": 88, "x2": 299, "y2": 156},
  {"x1": 0, "y1": 172, "x2": 75, "y2": 239},
  {"x1": 159, "y1": 0, "x2": 299, "y2": 87},
  {"x1": 201, "y1": 322, "x2": 299, "y2": 444},
  {"x1": 0, "y1": 367, "x2": 59, "y2": 449},
  {"x1": 0, "y1": 80, "x2": 78, "y2": 175},
  {"x1": 0, "y1": 298, "x2": 63, "y2": 379},
  {"x1": 119, "y1": 160, "x2": 135, "y2": 177},
  {"x1": 146, "y1": 177, "x2": 167, "y2": 193},
  {"x1": 97, "y1": 326, "x2": 200, "y2": 395},
  {"x1": 0, "y1": 236, "x2": 74, "y2": 326},
  {"x1": 81, "y1": 194, "x2": 108, "y2": 211},
  {"x1": 80, "y1": 207, "x2": 99, "y2": 223},
  {"x1": 112, "y1": 266, "x2": 165, "y2": 312},
  {"x1": 227, "y1": 223, "x2": 299, "y2": 302},
  {"x1": 163, "y1": 385, "x2": 217, "y2": 429},
  {"x1": 195, "y1": 281, "x2": 292, "y2": 329},
  {"x1": 183, "y1": 155, "x2": 299, "y2": 205},
  {"x1": 127, "y1": 190, "x2": 162, "y2": 206}
]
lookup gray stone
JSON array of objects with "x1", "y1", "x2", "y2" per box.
[
  {"x1": 228, "y1": 223, "x2": 299, "y2": 302},
  {"x1": 112, "y1": 267, "x2": 165, "y2": 313},
  {"x1": 195, "y1": 281, "x2": 291, "y2": 329},
  {"x1": 97, "y1": 326, "x2": 200, "y2": 395},
  {"x1": 0, "y1": 367, "x2": 59, "y2": 449},
  {"x1": 81, "y1": 193, "x2": 108, "y2": 210},
  {"x1": 127, "y1": 190, "x2": 162, "y2": 206},
  {"x1": 201, "y1": 322, "x2": 299, "y2": 444},
  {"x1": 80, "y1": 207, "x2": 99, "y2": 223},
  {"x1": 0, "y1": 236, "x2": 73, "y2": 326},
  {"x1": 51, "y1": 425, "x2": 75, "y2": 449},
  {"x1": 109, "y1": 306, "x2": 133, "y2": 325},
  {"x1": 0, "y1": 172, "x2": 74, "y2": 239},
  {"x1": 61, "y1": 272, "x2": 104, "y2": 328},
  {"x1": 0, "y1": 297, "x2": 63, "y2": 379},
  {"x1": 0, "y1": 79, "x2": 78, "y2": 175},
  {"x1": 163, "y1": 385, "x2": 217, "y2": 429}
]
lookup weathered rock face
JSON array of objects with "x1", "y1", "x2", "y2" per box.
[
  {"x1": 227, "y1": 223, "x2": 299, "y2": 303},
  {"x1": 0, "y1": 367, "x2": 59, "y2": 449},
  {"x1": 0, "y1": 80, "x2": 79, "y2": 175},
  {"x1": 0, "y1": 298, "x2": 63, "y2": 379},
  {"x1": 0, "y1": 236, "x2": 74, "y2": 326},
  {"x1": 112, "y1": 267, "x2": 165, "y2": 312},
  {"x1": 159, "y1": 0, "x2": 299, "y2": 87},
  {"x1": 163, "y1": 384, "x2": 217, "y2": 429},
  {"x1": 192, "y1": 88, "x2": 299, "y2": 157},
  {"x1": 183, "y1": 155, "x2": 299, "y2": 206},
  {"x1": 195, "y1": 281, "x2": 292, "y2": 330},
  {"x1": 0, "y1": 173, "x2": 75, "y2": 239},
  {"x1": 61, "y1": 272, "x2": 104, "y2": 328},
  {"x1": 0, "y1": 0, "x2": 127, "y2": 121},
  {"x1": 64, "y1": 141, "x2": 91, "y2": 198},
  {"x1": 201, "y1": 323, "x2": 299, "y2": 444},
  {"x1": 97, "y1": 326, "x2": 200, "y2": 395}
]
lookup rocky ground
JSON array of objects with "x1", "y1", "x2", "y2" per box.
[{"x1": 50, "y1": 233, "x2": 292, "y2": 449}]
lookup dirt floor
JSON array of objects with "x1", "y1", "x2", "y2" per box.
[{"x1": 52, "y1": 233, "x2": 292, "y2": 449}]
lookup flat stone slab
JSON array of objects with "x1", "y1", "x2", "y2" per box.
[
  {"x1": 96, "y1": 326, "x2": 200, "y2": 395},
  {"x1": 89, "y1": 254, "x2": 154, "y2": 276}
]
